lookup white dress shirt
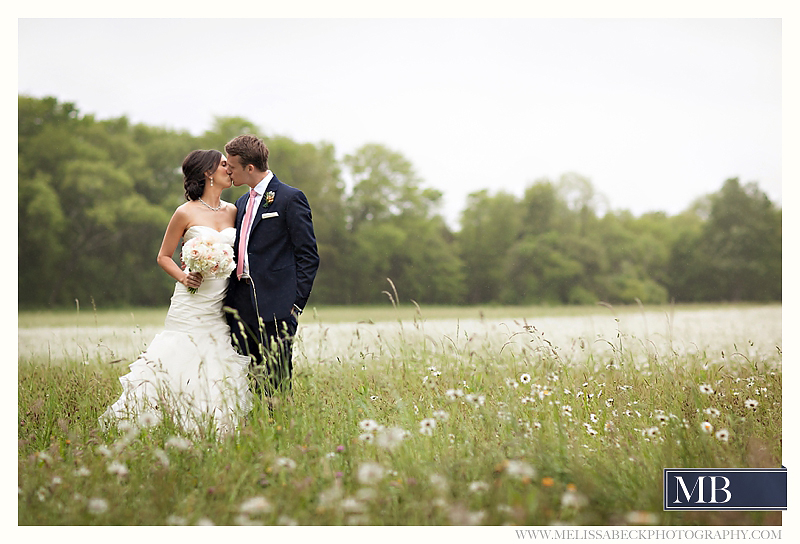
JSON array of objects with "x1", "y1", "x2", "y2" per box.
[{"x1": 240, "y1": 171, "x2": 273, "y2": 278}]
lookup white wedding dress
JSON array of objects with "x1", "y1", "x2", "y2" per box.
[{"x1": 101, "y1": 226, "x2": 252, "y2": 435}]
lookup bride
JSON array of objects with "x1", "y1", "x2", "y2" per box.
[{"x1": 101, "y1": 150, "x2": 252, "y2": 435}]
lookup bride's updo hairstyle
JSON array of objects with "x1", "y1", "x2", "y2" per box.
[{"x1": 182, "y1": 149, "x2": 223, "y2": 201}]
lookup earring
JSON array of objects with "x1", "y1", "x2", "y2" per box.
[{"x1": 209, "y1": 177, "x2": 214, "y2": 187}]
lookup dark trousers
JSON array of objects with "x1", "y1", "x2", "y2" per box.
[{"x1": 226, "y1": 286, "x2": 297, "y2": 397}]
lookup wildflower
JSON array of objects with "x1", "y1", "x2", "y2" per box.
[
  {"x1": 533, "y1": 422, "x2": 542, "y2": 429},
  {"x1": 239, "y1": 496, "x2": 273, "y2": 515},
  {"x1": 87, "y1": 498, "x2": 109, "y2": 515},
  {"x1": 448, "y1": 506, "x2": 486, "y2": 525},
  {"x1": 432, "y1": 370, "x2": 442, "y2": 377},
  {"x1": 358, "y1": 432, "x2": 374, "y2": 443},
  {"x1": 704, "y1": 407, "x2": 721, "y2": 418},
  {"x1": 433, "y1": 410, "x2": 449, "y2": 421},
  {"x1": 375, "y1": 426, "x2": 406, "y2": 450},
  {"x1": 107, "y1": 461, "x2": 129, "y2": 477},
  {"x1": 165, "y1": 436, "x2": 191, "y2": 451},
  {"x1": 445, "y1": 388, "x2": 464, "y2": 401},
  {"x1": 278, "y1": 515, "x2": 298, "y2": 526},
  {"x1": 51, "y1": 476, "x2": 62, "y2": 486},
  {"x1": 166, "y1": 515, "x2": 187, "y2": 525},
  {"x1": 464, "y1": 393, "x2": 483, "y2": 406},
  {"x1": 542, "y1": 477, "x2": 555, "y2": 487},
  {"x1": 586, "y1": 427, "x2": 598, "y2": 437},
  {"x1": 506, "y1": 378, "x2": 519, "y2": 388},
  {"x1": 429, "y1": 473, "x2": 449, "y2": 493},
  {"x1": 358, "y1": 419, "x2": 379, "y2": 432},
  {"x1": 521, "y1": 396, "x2": 535, "y2": 405},
  {"x1": 75, "y1": 466, "x2": 91, "y2": 477},
  {"x1": 699, "y1": 384, "x2": 714, "y2": 395},
  {"x1": 196, "y1": 518, "x2": 215, "y2": 526},
  {"x1": 138, "y1": 411, "x2": 160, "y2": 428},
  {"x1": 715, "y1": 429, "x2": 730, "y2": 442},
  {"x1": 357, "y1": 462, "x2": 385, "y2": 485},
  {"x1": 469, "y1": 481, "x2": 490, "y2": 493},
  {"x1": 370, "y1": 395, "x2": 379, "y2": 401},
  {"x1": 117, "y1": 420, "x2": 136, "y2": 434},
  {"x1": 153, "y1": 448, "x2": 170, "y2": 467},
  {"x1": 419, "y1": 418, "x2": 437, "y2": 435},
  {"x1": 645, "y1": 427, "x2": 659, "y2": 438},
  {"x1": 655, "y1": 413, "x2": 669, "y2": 424},
  {"x1": 96, "y1": 445, "x2": 112, "y2": 458},
  {"x1": 36, "y1": 487, "x2": 47, "y2": 501},
  {"x1": 561, "y1": 489, "x2": 589, "y2": 509},
  {"x1": 562, "y1": 405, "x2": 573, "y2": 416},
  {"x1": 274, "y1": 457, "x2": 297, "y2": 471},
  {"x1": 744, "y1": 399, "x2": 759, "y2": 410},
  {"x1": 505, "y1": 460, "x2": 536, "y2": 480},
  {"x1": 700, "y1": 421, "x2": 714, "y2": 433},
  {"x1": 590, "y1": 413, "x2": 599, "y2": 423},
  {"x1": 520, "y1": 373, "x2": 531, "y2": 384}
]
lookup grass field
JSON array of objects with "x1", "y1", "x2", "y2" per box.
[{"x1": 18, "y1": 304, "x2": 782, "y2": 526}]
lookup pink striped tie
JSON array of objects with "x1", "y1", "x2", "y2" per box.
[{"x1": 236, "y1": 189, "x2": 258, "y2": 280}]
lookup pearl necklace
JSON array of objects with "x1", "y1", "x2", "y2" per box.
[{"x1": 198, "y1": 198, "x2": 222, "y2": 211}]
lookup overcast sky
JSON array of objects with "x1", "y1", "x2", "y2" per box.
[{"x1": 17, "y1": 17, "x2": 782, "y2": 226}]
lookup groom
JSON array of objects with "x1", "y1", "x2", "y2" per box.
[{"x1": 223, "y1": 134, "x2": 319, "y2": 398}]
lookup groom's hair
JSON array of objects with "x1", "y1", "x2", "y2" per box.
[{"x1": 225, "y1": 134, "x2": 269, "y2": 172}]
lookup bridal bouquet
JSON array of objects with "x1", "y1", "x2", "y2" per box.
[{"x1": 181, "y1": 236, "x2": 236, "y2": 294}]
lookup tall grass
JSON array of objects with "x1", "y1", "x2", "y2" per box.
[{"x1": 18, "y1": 307, "x2": 781, "y2": 526}]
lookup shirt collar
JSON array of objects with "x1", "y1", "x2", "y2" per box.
[{"x1": 251, "y1": 170, "x2": 273, "y2": 195}]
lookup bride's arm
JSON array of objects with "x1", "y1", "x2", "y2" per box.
[{"x1": 157, "y1": 206, "x2": 203, "y2": 289}]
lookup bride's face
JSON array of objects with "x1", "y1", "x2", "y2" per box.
[{"x1": 210, "y1": 157, "x2": 232, "y2": 189}]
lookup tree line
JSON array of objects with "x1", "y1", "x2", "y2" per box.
[{"x1": 18, "y1": 95, "x2": 781, "y2": 309}]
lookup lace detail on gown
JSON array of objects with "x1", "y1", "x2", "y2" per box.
[{"x1": 101, "y1": 226, "x2": 252, "y2": 435}]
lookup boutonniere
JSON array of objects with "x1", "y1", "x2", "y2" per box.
[{"x1": 263, "y1": 191, "x2": 275, "y2": 208}]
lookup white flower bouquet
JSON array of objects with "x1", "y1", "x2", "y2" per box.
[{"x1": 181, "y1": 236, "x2": 236, "y2": 294}]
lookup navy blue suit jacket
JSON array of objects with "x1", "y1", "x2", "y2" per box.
[{"x1": 226, "y1": 175, "x2": 319, "y2": 324}]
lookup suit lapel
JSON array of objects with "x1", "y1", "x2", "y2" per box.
[{"x1": 249, "y1": 177, "x2": 280, "y2": 233}]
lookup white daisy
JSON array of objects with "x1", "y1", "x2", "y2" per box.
[
  {"x1": 239, "y1": 496, "x2": 273, "y2": 515},
  {"x1": 699, "y1": 384, "x2": 714, "y2": 395},
  {"x1": 700, "y1": 421, "x2": 714, "y2": 433},
  {"x1": 445, "y1": 388, "x2": 464, "y2": 401},
  {"x1": 106, "y1": 461, "x2": 129, "y2": 477},
  {"x1": 520, "y1": 373, "x2": 531, "y2": 384},
  {"x1": 165, "y1": 436, "x2": 192, "y2": 451},
  {"x1": 469, "y1": 481, "x2": 490, "y2": 493},
  {"x1": 357, "y1": 462, "x2": 385, "y2": 485},
  {"x1": 715, "y1": 429, "x2": 730, "y2": 442},
  {"x1": 358, "y1": 419, "x2": 379, "y2": 432},
  {"x1": 744, "y1": 399, "x2": 759, "y2": 410},
  {"x1": 87, "y1": 498, "x2": 109, "y2": 515},
  {"x1": 274, "y1": 457, "x2": 297, "y2": 471}
]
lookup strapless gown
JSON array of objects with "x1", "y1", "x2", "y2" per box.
[{"x1": 101, "y1": 226, "x2": 252, "y2": 435}]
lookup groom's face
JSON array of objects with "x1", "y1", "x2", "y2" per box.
[{"x1": 226, "y1": 155, "x2": 249, "y2": 187}]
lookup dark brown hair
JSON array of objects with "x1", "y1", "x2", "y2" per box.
[
  {"x1": 225, "y1": 134, "x2": 269, "y2": 171},
  {"x1": 182, "y1": 149, "x2": 222, "y2": 201}
]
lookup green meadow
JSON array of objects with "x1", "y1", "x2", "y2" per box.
[{"x1": 18, "y1": 304, "x2": 781, "y2": 526}]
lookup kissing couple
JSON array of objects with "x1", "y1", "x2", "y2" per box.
[{"x1": 102, "y1": 134, "x2": 320, "y2": 434}]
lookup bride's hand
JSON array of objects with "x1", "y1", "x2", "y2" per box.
[{"x1": 183, "y1": 271, "x2": 203, "y2": 289}]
